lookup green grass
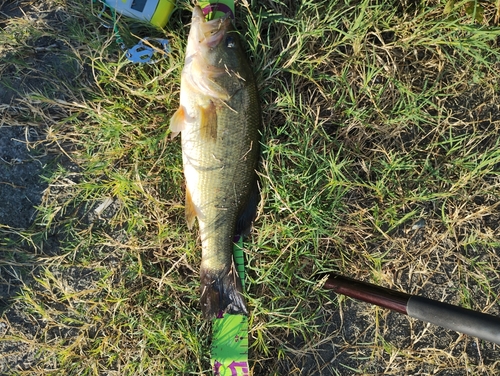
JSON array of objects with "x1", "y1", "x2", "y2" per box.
[{"x1": 2, "y1": 0, "x2": 500, "y2": 374}]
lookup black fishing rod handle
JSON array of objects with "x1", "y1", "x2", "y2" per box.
[{"x1": 407, "y1": 295, "x2": 500, "y2": 345}]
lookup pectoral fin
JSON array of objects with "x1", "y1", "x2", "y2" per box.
[
  {"x1": 199, "y1": 102, "x2": 217, "y2": 141},
  {"x1": 170, "y1": 106, "x2": 186, "y2": 139}
]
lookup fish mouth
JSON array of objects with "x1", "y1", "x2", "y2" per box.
[{"x1": 192, "y1": 5, "x2": 231, "y2": 48}]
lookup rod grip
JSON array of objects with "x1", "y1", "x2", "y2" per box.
[
  {"x1": 323, "y1": 275, "x2": 409, "y2": 314},
  {"x1": 407, "y1": 295, "x2": 500, "y2": 345}
]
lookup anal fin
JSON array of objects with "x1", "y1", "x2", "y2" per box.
[{"x1": 185, "y1": 187, "x2": 197, "y2": 230}]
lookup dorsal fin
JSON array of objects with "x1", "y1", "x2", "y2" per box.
[{"x1": 235, "y1": 178, "x2": 259, "y2": 237}]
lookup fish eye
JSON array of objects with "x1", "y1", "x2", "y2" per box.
[{"x1": 226, "y1": 36, "x2": 235, "y2": 48}]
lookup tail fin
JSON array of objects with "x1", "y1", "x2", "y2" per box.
[{"x1": 200, "y1": 263, "x2": 248, "y2": 319}]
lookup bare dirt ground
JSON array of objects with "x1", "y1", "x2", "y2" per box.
[{"x1": 0, "y1": 0, "x2": 78, "y2": 372}]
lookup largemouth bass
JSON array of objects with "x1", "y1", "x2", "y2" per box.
[{"x1": 170, "y1": 6, "x2": 261, "y2": 319}]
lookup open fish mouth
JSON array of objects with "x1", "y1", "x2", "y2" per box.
[{"x1": 191, "y1": 6, "x2": 232, "y2": 49}]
